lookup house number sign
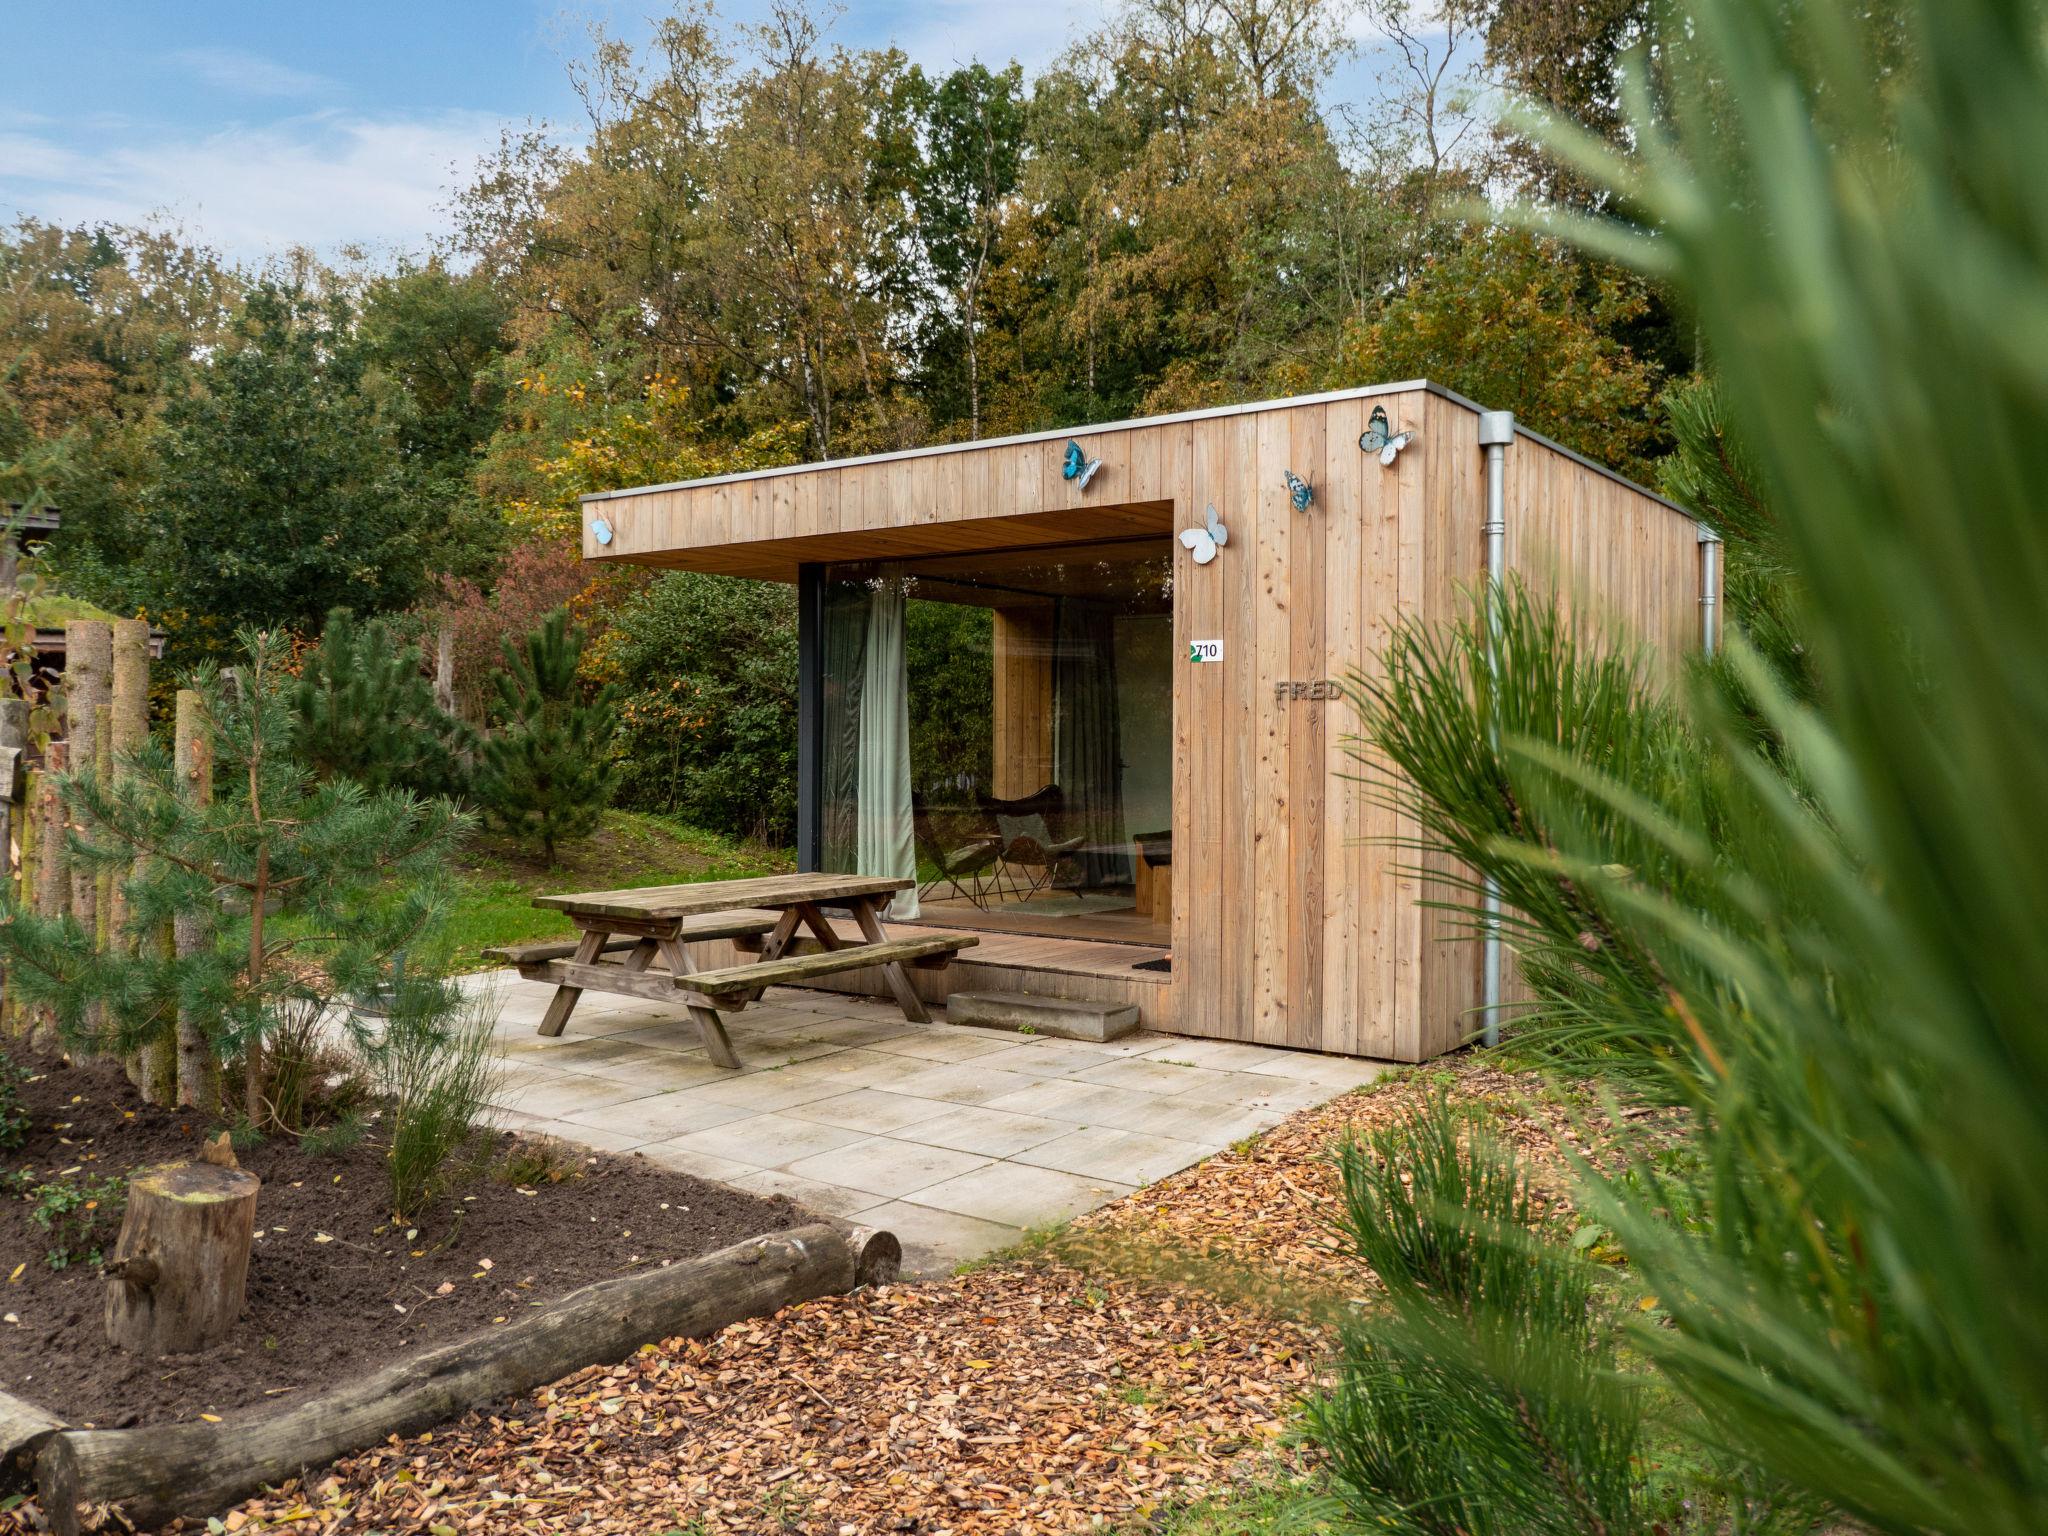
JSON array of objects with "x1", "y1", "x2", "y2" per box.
[
  {"x1": 1274, "y1": 679, "x2": 1340, "y2": 701},
  {"x1": 1188, "y1": 639, "x2": 1224, "y2": 663}
]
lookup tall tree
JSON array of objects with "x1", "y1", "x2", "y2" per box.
[
  {"x1": 913, "y1": 63, "x2": 1026, "y2": 439},
  {"x1": 144, "y1": 280, "x2": 422, "y2": 653},
  {"x1": 0, "y1": 220, "x2": 237, "y2": 606}
]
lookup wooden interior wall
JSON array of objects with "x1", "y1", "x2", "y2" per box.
[
  {"x1": 587, "y1": 386, "x2": 1704, "y2": 1063},
  {"x1": 990, "y1": 608, "x2": 1054, "y2": 797}
]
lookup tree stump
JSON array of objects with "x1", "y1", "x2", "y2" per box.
[{"x1": 103, "y1": 1160, "x2": 259, "y2": 1357}]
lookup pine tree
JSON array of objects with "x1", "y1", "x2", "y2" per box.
[
  {"x1": 0, "y1": 628, "x2": 467, "y2": 1122},
  {"x1": 289, "y1": 608, "x2": 473, "y2": 800},
  {"x1": 476, "y1": 610, "x2": 617, "y2": 863}
]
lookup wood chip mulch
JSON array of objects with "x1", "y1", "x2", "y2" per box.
[
  {"x1": 31, "y1": 1053, "x2": 1680, "y2": 1536},
  {"x1": 1065, "y1": 1060, "x2": 1669, "y2": 1303},
  {"x1": 181, "y1": 1265, "x2": 1317, "y2": 1535}
]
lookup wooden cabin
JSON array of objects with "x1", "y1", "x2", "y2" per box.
[{"x1": 581, "y1": 382, "x2": 1710, "y2": 1062}]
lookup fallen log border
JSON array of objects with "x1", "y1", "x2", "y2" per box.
[
  {"x1": 29, "y1": 1220, "x2": 899, "y2": 1536},
  {"x1": 0, "y1": 1389, "x2": 62, "y2": 1481}
]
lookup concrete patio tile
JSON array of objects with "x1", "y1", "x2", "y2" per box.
[
  {"x1": 770, "y1": 1015, "x2": 924, "y2": 1050},
  {"x1": 979, "y1": 1077, "x2": 1167, "y2": 1127},
  {"x1": 899, "y1": 1104, "x2": 1071, "y2": 1158},
  {"x1": 669, "y1": 1066, "x2": 854, "y2": 1113},
  {"x1": 1024, "y1": 1030, "x2": 1180, "y2": 1059},
  {"x1": 787, "y1": 1136, "x2": 992, "y2": 1199},
  {"x1": 1137, "y1": 1038, "x2": 1303, "y2": 1073},
  {"x1": 494, "y1": 1033, "x2": 645, "y2": 1064},
  {"x1": 1238, "y1": 1053, "x2": 1390, "y2": 1088},
  {"x1": 724, "y1": 1169, "x2": 888, "y2": 1220},
  {"x1": 872, "y1": 1061, "x2": 1054, "y2": 1107},
  {"x1": 514, "y1": 1119, "x2": 653, "y2": 1155},
  {"x1": 1014, "y1": 1125, "x2": 1216, "y2": 1186},
  {"x1": 982, "y1": 1078, "x2": 1283, "y2": 1144},
  {"x1": 661, "y1": 1111, "x2": 870, "y2": 1170},
  {"x1": 634, "y1": 1142, "x2": 765, "y2": 1182},
  {"x1": 550, "y1": 1049, "x2": 734, "y2": 1092},
  {"x1": 725, "y1": 1035, "x2": 851, "y2": 1069},
  {"x1": 493, "y1": 1072, "x2": 659, "y2": 1120},
  {"x1": 1121, "y1": 1098, "x2": 1288, "y2": 1146},
  {"x1": 784, "y1": 1088, "x2": 957, "y2": 1135},
  {"x1": 1071, "y1": 1056, "x2": 1248, "y2": 1098},
  {"x1": 1166, "y1": 1070, "x2": 1337, "y2": 1112},
  {"x1": 774, "y1": 1046, "x2": 947, "y2": 1095},
  {"x1": 905, "y1": 1162, "x2": 1136, "y2": 1230},
  {"x1": 853, "y1": 1200, "x2": 1019, "y2": 1278},
  {"x1": 950, "y1": 1040, "x2": 1118, "y2": 1077},
  {"x1": 860, "y1": 1029, "x2": 1027, "y2": 1064},
  {"x1": 560, "y1": 1091, "x2": 755, "y2": 1142}
]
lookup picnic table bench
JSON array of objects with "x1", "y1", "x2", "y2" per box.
[{"x1": 484, "y1": 873, "x2": 977, "y2": 1069}]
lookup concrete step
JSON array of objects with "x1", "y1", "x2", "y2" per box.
[{"x1": 945, "y1": 990, "x2": 1140, "y2": 1043}]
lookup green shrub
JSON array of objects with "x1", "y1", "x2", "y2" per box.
[
  {"x1": 369, "y1": 967, "x2": 502, "y2": 1222},
  {"x1": 27, "y1": 1172, "x2": 127, "y2": 1269},
  {"x1": 597, "y1": 572, "x2": 799, "y2": 843},
  {"x1": 1308, "y1": 1098, "x2": 1648, "y2": 1536},
  {"x1": 298, "y1": 1107, "x2": 369, "y2": 1158},
  {"x1": 1337, "y1": 0, "x2": 2048, "y2": 1527}
]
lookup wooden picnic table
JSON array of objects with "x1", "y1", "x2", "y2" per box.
[{"x1": 491, "y1": 873, "x2": 976, "y2": 1069}]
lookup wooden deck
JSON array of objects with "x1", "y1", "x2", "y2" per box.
[
  {"x1": 906, "y1": 895, "x2": 1170, "y2": 948},
  {"x1": 673, "y1": 913, "x2": 1173, "y2": 1031}
]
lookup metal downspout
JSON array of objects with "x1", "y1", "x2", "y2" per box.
[
  {"x1": 1477, "y1": 411, "x2": 1514, "y2": 1049},
  {"x1": 1699, "y1": 525, "x2": 1721, "y2": 656}
]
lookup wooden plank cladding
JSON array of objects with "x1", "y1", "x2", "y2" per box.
[{"x1": 582, "y1": 382, "x2": 1704, "y2": 1062}]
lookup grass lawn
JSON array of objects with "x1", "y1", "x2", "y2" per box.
[{"x1": 447, "y1": 809, "x2": 794, "y2": 968}]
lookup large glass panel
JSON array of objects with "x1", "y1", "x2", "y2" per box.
[{"x1": 820, "y1": 538, "x2": 1172, "y2": 946}]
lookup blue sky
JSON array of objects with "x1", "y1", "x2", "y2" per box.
[{"x1": 1, "y1": 2, "x2": 1401, "y2": 266}]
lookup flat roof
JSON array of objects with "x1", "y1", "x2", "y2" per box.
[{"x1": 578, "y1": 379, "x2": 1692, "y2": 520}]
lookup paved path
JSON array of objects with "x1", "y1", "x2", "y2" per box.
[{"x1": 466, "y1": 970, "x2": 1387, "y2": 1275}]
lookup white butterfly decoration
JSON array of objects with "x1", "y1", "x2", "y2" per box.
[
  {"x1": 1179, "y1": 503, "x2": 1229, "y2": 565},
  {"x1": 1359, "y1": 404, "x2": 1415, "y2": 466}
]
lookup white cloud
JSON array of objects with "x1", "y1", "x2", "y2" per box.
[
  {"x1": 875, "y1": 0, "x2": 1102, "y2": 73},
  {"x1": 0, "y1": 110, "x2": 516, "y2": 263},
  {"x1": 171, "y1": 46, "x2": 338, "y2": 100}
]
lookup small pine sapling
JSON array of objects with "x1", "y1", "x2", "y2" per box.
[
  {"x1": 289, "y1": 608, "x2": 474, "y2": 800},
  {"x1": 476, "y1": 609, "x2": 618, "y2": 863},
  {"x1": 0, "y1": 628, "x2": 468, "y2": 1124}
]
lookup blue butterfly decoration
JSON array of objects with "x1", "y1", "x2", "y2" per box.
[
  {"x1": 1062, "y1": 439, "x2": 1103, "y2": 490},
  {"x1": 1358, "y1": 404, "x2": 1415, "y2": 465},
  {"x1": 1282, "y1": 468, "x2": 1313, "y2": 513},
  {"x1": 592, "y1": 516, "x2": 614, "y2": 546}
]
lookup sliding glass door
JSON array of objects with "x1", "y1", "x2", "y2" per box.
[{"x1": 817, "y1": 538, "x2": 1172, "y2": 946}]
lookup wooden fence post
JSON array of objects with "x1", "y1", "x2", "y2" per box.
[
  {"x1": 63, "y1": 622, "x2": 112, "y2": 1055},
  {"x1": 173, "y1": 690, "x2": 219, "y2": 1111},
  {"x1": 0, "y1": 696, "x2": 24, "y2": 1035},
  {"x1": 29, "y1": 740, "x2": 66, "y2": 1053},
  {"x1": 110, "y1": 620, "x2": 164, "y2": 1098}
]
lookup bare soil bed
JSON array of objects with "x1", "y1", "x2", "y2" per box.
[{"x1": 1, "y1": 1050, "x2": 809, "y2": 1429}]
